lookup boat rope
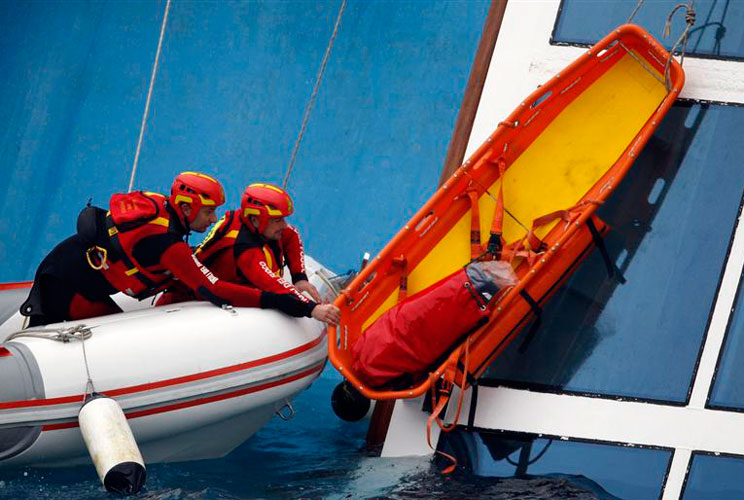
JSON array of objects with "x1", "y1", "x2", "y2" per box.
[
  {"x1": 627, "y1": 0, "x2": 644, "y2": 23},
  {"x1": 79, "y1": 325, "x2": 97, "y2": 399},
  {"x1": 7, "y1": 324, "x2": 97, "y2": 399},
  {"x1": 127, "y1": 0, "x2": 172, "y2": 193},
  {"x1": 663, "y1": 1, "x2": 695, "y2": 91},
  {"x1": 7, "y1": 324, "x2": 93, "y2": 343},
  {"x1": 282, "y1": 0, "x2": 346, "y2": 190}
]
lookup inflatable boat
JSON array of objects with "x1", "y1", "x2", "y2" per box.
[
  {"x1": 0, "y1": 258, "x2": 333, "y2": 468},
  {"x1": 328, "y1": 24, "x2": 685, "y2": 401}
]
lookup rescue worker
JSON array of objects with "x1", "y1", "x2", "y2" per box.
[
  {"x1": 21, "y1": 172, "x2": 333, "y2": 326},
  {"x1": 186, "y1": 183, "x2": 340, "y2": 324}
]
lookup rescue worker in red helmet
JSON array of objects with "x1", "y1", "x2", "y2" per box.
[
  {"x1": 189, "y1": 183, "x2": 340, "y2": 324},
  {"x1": 21, "y1": 172, "x2": 321, "y2": 326}
]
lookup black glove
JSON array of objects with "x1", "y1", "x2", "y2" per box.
[{"x1": 260, "y1": 291, "x2": 316, "y2": 318}]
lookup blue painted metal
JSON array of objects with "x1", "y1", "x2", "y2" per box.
[{"x1": 0, "y1": 0, "x2": 490, "y2": 282}]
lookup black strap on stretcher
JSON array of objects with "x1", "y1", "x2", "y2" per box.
[
  {"x1": 454, "y1": 359, "x2": 481, "y2": 432},
  {"x1": 517, "y1": 289, "x2": 542, "y2": 353},
  {"x1": 586, "y1": 218, "x2": 626, "y2": 284}
]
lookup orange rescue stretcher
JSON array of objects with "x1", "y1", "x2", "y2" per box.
[{"x1": 328, "y1": 25, "x2": 685, "y2": 404}]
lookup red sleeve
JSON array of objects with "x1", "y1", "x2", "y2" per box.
[
  {"x1": 236, "y1": 246, "x2": 313, "y2": 304},
  {"x1": 280, "y1": 225, "x2": 308, "y2": 283},
  {"x1": 159, "y1": 242, "x2": 263, "y2": 308}
]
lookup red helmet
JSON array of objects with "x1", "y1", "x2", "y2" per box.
[
  {"x1": 240, "y1": 183, "x2": 294, "y2": 233},
  {"x1": 169, "y1": 172, "x2": 226, "y2": 225}
]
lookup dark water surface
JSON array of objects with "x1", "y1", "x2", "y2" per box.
[{"x1": 0, "y1": 369, "x2": 599, "y2": 500}]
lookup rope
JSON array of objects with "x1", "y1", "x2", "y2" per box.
[
  {"x1": 7, "y1": 324, "x2": 93, "y2": 343},
  {"x1": 663, "y1": 1, "x2": 696, "y2": 91},
  {"x1": 282, "y1": 0, "x2": 347, "y2": 190},
  {"x1": 7, "y1": 324, "x2": 97, "y2": 400},
  {"x1": 79, "y1": 326, "x2": 97, "y2": 399},
  {"x1": 460, "y1": 166, "x2": 530, "y2": 234},
  {"x1": 627, "y1": 0, "x2": 645, "y2": 23},
  {"x1": 128, "y1": 0, "x2": 172, "y2": 193}
]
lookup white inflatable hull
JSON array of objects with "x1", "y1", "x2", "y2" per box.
[{"x1": 0, "y1": 258, "x2": 334, "y2": 468}]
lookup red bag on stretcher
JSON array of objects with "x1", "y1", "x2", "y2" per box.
[{"x1": 351, "y1": 261, "x2": 517, "y2": 388}]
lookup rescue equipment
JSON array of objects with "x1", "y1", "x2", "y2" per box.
[
  {"x1": 78, "y1": 192, "x2": 177, "y2": 299},
  {"x1": 0, "y1": 255, "x2": 332, "y2": 469},
  {"x1": 109, "y1": 190, "x2": 162, "y2": 229},
  {"x1": 331, "y1": 380, "x2": 371, "y2": 422},
  {"x1": 169, "y1": 171, "x2": 226, "y2": 225},
  {"x1": 352, "y1": 261, "x2": 516, "y2": 388},
  {"x1": 79, "y1": 394, "x2": 146, "y2": 494},
  {"x1": 328, "y1": 24, "x2": 685, "y2": 403},
  {"x1": 241, "y1": 183, "x2": 295, "y2": 233}
]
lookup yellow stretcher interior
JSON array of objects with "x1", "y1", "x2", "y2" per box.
[{"x1": 363, "y1": 52, "x2": 667, "y2": 330}]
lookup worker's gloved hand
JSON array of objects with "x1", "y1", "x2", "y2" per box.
[
  {"x1": 294, "y1": 279, "x2": 323, "y2": 303},
  {"x1": 260, "y1": 291, "x2": 314, "y2": 317},
  {"x1": 311, "y1": 303, "x2": 340, "y2": 325}
]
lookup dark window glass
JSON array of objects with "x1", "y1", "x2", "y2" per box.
[
  {"x1": 482, "y1": 103, "x2": 744, "y2": 402},
  {"x1": 554, "y1": 0, "x2": 744, "y2": 60},
  {"x1": 710, "y1": 279, "x2": 744, "y2": 409},
  {"x1": 682, "y1": 453, "x2": 744, "y2": 499},
  {"x1": 439, "y1": 430, "x2": 670, "y2": 500}
]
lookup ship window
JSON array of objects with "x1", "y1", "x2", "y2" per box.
[
  {"x1": 682, "y1": 452, "x2": 744, "y2": 499},
  {"x1": 709, "y1": 276, "x2": 744, "y2": 409},
  {"x1": 554, "y1": 0, "x2": 744, "y2": 60},
  {"x1": 481, "y1": 102, "x2": 744, "y2": 403},
  {"x1": 438, "y1": 429, "x2": 670, "y2": 500}
]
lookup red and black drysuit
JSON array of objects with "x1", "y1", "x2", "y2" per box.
[
  {"x1": 183, "y1": 210, "x2": 316, "y2": 317},
  {"x1": 21, "y1": 193, "x2": 306, "y2": 326}
]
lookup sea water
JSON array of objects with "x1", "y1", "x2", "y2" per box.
[{"x1": 0, "y1": 368, "x2": 600, "y2": 500}]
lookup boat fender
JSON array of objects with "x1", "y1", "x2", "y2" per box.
[
  {"x1": 78, "y1": 393, "x2": 146, "y2": 495},
  {"x1": 331, "y1": 381, "x2": 371, "y2": 422}
]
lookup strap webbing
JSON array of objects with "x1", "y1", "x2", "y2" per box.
[
  {"x1": 517, "y1": 289, "x2": 542, "y2": 353},
  {"x1": 465, "y1": 188, "x2": 482, "y2": 259},
  {"x1": 466, "y1": 381, "x2": 479, "y2": 432},
  {"x1": 586, "y1": 217, "x2": 626, "y2": 284},
  {"x1": 392, "y1": 255, "x2": 408, "y2": 301}
]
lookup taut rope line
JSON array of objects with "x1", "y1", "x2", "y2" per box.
[
  {"x1": 128, "y1": 0, "x2": 172, "y2": 193},
  {"x1": 282, "y1": 0, "x2": 347, "y2": 190}
]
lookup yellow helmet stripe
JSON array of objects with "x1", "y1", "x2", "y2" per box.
[
  {"x1": 249, "y1": 183, "x2": 285, "y2": 194},
  {"x1": 199, "y1": 194, "x2": 216, "y2": 206},
  {"x1": 181, "y1": 171, "x2": 218, "y2": 183},
  {"x1": 173, "y1": 194, "x2": 193, "y2": 205}
]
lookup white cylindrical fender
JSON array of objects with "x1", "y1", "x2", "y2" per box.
[{"x1": 78, "y1": 394, "x2": 146, "y2": 494}]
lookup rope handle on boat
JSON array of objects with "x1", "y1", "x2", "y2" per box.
[
  {"x1": 7, "y1": 324, "x2": 94, "y2": 343},
  {"x1": 8, "y1": 324, "x2": 98, "y2": 400}
]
